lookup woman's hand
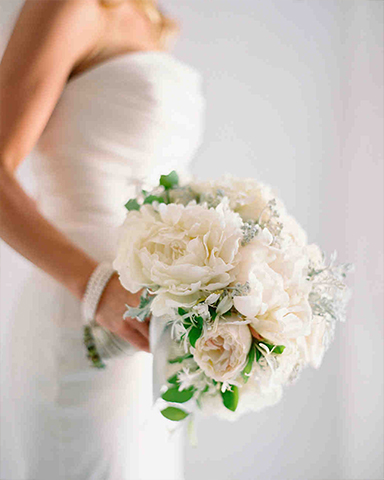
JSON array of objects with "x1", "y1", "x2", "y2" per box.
[{"x1": 95, "y1": 273, "x2": 151, "y2": 353}]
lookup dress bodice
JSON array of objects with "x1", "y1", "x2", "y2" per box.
[{"x1": 32, "y1": 51, "x2": 205, "y2": 231}]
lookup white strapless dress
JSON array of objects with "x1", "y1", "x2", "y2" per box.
[{"x1": 0, "y1": 51, "x2": 205, "y2": 480}]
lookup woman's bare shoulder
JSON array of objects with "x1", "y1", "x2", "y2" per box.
[
  {"x1": 16, "y1": 0, "x2": 104, "y2": 33},
  {"x1": 18, "y1": 0, "x2": 103, "y2": 22},
  {"x1": 0, "y1": 0, "x2": 106, "y2": 172},
  {"x1": 0, "y1": 0, "x2": 106, "y2": 84}
]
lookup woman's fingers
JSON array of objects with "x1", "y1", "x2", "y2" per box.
[
  {"x1": 116, "y1": 322, "x2": 150, "y2": 353},
  {"x1": 127, "y1": 317, "x2": 150, "y2": 339}
]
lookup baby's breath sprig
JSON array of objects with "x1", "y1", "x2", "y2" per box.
[
  {"x1": 241, "y1": 220, "x2": 260, "y2": 246},
  {"x1": 258, "y1": 199, "x2": 284, "y2": 241},
  {"x1": 241, "y1": 199, "x2": 283, "y2": 246},
  {"x1": 197, "y1": 189, "x2": 226, "y2": 208},
  {"x1": 168, "y1": 185, "x2": 199, "y2": 206},
  {"x1": 225, "y1": 281, "x2": 251, "y2": 297}
]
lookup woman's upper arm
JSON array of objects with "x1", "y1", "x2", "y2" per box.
[{"x1": 0, "y1": 0, "x2": 105, "y2": 174}]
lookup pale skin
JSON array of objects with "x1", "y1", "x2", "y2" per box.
[{"x1": 0, "y1": 0, "x2": 168, "y2": 352}]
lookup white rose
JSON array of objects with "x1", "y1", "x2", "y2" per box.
[
  {"x1": 192, "y1": 319, "x2": 252, "y2": 382},
  {"x1": 113, "y1": 200, "x2": 243, "y2": 316},
  {"x1": 198, "y1": 339, "x2": 304, "y2": 420}
]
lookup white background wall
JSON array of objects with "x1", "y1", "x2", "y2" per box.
[{"x1": 1, "y1": 1, "x2": 383, "y2": 479}]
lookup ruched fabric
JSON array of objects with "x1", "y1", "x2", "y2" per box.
[{"x1": 1, "y1": 51, "x2": 205, "y2": 480}]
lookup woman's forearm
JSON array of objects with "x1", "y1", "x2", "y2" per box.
[{"x1": 0, "y1": 165, "x2": 98, "y2": 300}]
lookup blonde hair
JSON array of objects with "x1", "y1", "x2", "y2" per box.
[{"x1": 99, "y1": 0, "x2": 179, "y2": 49}]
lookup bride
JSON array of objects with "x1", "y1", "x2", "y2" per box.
[{"x1": 0, "y1": 1, "x2": 205, "y2": 479}]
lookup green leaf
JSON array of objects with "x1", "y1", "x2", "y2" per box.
[
  {"x1": 241, "y1": 344, "x2": 256, "y2": 383},
  {"x1": 124, "y1": 198, "x2": 140, "y2": 211},
  {"x1": 143, "y1": 195, "x2": 165, "y2": 205},
  {"x1": 178, "y1": 307, "x2": 189, "y2": 316},
  {"x1": 183, "y1": 318, "x2": 192, "y2": 329},
  {"x1": 161, "y1": 407, "x2": 189, "y2": 421},
  {"x1": 138, "y1": 290, "x2": 152, "y2": 309},
  {"x1": 260, "y1": 342, "x2": 286, "y2": 354},
  {"x1": 167, "y1": 373, "x2": 180, "y2": 385},
  {"x1": 160, "y1": 171, "x2": 179, "y2": 190},
  {"x1": 208, "y1": 306, "x2": 217, "y2": 321},
  {"x1": 168, "y1": 353, "x2": 193, "y2": 364},
  {"x1": 221, "y1": 385, "x2": 239, "y2": 412},
  {"x1": 188, "y1": 325, "x2": 203, "y2": 348},
  {"x1": 255, "y1": 347, "x2": 262, "y2": 362},
  {"x1": 273, "y1": 345, "x2": 286, "y2": 354},
  {"x1": 260, "y1": 342, "x2": 274, "y2": 351},
  {"x1": 124, "y1": 290, "x2": 154, "y2": 323},
  {"x1": 194, "y1": 316, "x2": 204, "y2": 328},
  {"x1": 161, "y1": 385, "x2": 195, "y2": 403}
]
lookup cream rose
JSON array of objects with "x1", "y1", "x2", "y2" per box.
[
  {"x1": 113, "y1": 200, "x2": 243, "y2": 316},
  {"x1": 191, "y1": 319, "x2": 252, "y2": 382}
]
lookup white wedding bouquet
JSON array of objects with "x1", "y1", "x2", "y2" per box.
[{"x1": 112, "y1": 171, "x2": 353, "y2": 429}]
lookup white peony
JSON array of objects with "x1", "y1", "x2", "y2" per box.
[
  {"x1": 279, "y1": 213, "x2": 308, "y2": 247},
  {"x1": 190, "y1": 174, "x2": 284, "y2": 221},
  {"x1": 113, "y1": 199, "x2": 244, "y2": 316},
  {"x1": 191, "y1": 174, "x2": 309, "y2": 249},
  {"x1": 268, "y1": 244, "x2": 312, "y2": 296},
  {"x1": 191, "y1": 318, "x2": 252, "y2": 383},
  {"x1": 232, "y1": 226, "x2": 313, "y2": 344},
  {"x1": 233, "y1": 228, "x2": 290, "y2": 319}
]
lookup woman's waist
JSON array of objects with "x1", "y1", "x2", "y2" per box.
[
  {"x1": 38, "y1": 199, "x2": 126, "y2": 227},
  {"x1": 37, "y1": 205, "x2": 124, "y2": 262}
]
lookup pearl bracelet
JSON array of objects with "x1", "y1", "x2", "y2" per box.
[
  {"x1": 81, "y1": 261, "x2": 115, "y2": 368},
  {"x1": 81, "y1": 261, "x2": 115, "y2": 326},
  {"x1": 81, "y1": 261, "x2": 137, "y2": 368}
]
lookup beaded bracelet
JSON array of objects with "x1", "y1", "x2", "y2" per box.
[
  {"x1": 81, "y1": 261, "x2": 115, "y2": 368},
  {"x1": 81, "y1": 261, "x2": 116, "y2": 325}
]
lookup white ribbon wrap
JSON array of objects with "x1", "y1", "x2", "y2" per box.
[{"x1": 149, "y1": 315, "x2": 172, "y2": 404}]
